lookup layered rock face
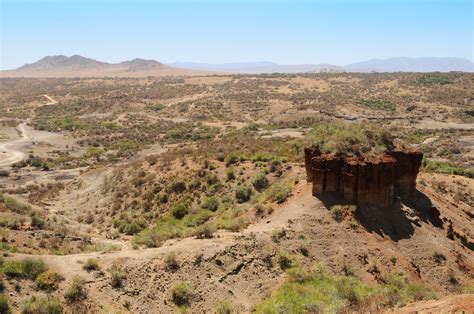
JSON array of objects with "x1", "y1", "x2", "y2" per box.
[{"x1": 304, "y1": 146, "x2": 423, "y2": 208}]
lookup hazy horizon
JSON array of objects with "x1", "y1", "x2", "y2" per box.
[{"x1": 1, "y1": 0, "x2": 473, "y2": 70}]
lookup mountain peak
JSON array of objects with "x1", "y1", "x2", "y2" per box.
[
  {"x1": 118, "y1": 58, "x2": 166, "y2": 72},
  {"x1": 18, "y1": 55, "x2": 108, "y2": 71}
]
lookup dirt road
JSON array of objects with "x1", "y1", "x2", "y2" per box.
[
  {"x1": 0, "y1": 122, "x2": 30, "y2": 167},
  {"x1": 0, "y1": 95, "x2": 58, "y2": 168}
]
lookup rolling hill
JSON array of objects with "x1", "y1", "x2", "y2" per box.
[{"x1": 1, "y1": 55, "x2": 206, "y2": 77}]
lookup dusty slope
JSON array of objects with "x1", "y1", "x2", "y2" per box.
[
  {"x1": 393, "y1": 294, "x2": 474, "y2": 313},
  {"x1": 7, "y1": 175, "x2": 474, "y2": 312}
]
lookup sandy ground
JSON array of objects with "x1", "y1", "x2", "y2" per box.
[
  {"x1": 415, "y1": 120, "x2": 474, "y2": 130},
  {"x1": 392, "y1": 294, "x2": 474, "y2": 313}
]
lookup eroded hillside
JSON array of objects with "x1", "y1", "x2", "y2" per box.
[{"x1": 0, "y1": 73, "x2": 472, "y2": 313}]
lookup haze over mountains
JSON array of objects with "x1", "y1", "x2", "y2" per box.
[
  {"x1": 1, "y1": 55, "x2": 473, "y2": 77},
  {"x1": 172, "y1": 57, "x2": 474, "y2": 73}
]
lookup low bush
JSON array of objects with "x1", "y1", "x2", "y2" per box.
[
  {"x1": 35, "y1": 269, "x2": 63, "y2": 291},
  {"x1": 252, "y1": 173, "x2": 268, "y2": 191},
  {"x1": 145, "y1": 103, "x2": 166, "y2": 111},
  {"x1": 268, "y1": 183, "x2": 291, "y2": 203},
  {"x1": 416, "y1": 74, "x2": 451, "y2": 85},
  {"x1": 215, "y1": 301, "x2": 233, "y2": 314},
  {"x1": 113, "y1": 219, "x2": 147, "y2": 235},
  {"x1": 235, "y1": 184, "x2": 253, "y2": 203},
  {"x1": 30, "y1": 214, "x2": 46, "y2": 229},
  {"x1": 278, "y1": 252, "x2": 293, "y2": 270},
  {"x1": 255, "y1": 267, "x2": 437, "y2": 313},
  {"x1": 0, "y1": 295, "x2": 10, "y2": 314},
  {"x1": 308, "y1": 122, "x2": 392, "y2": 155},
  {"x1": 356, "y1": 98, "x2": 396, "y2": 112},
  {"x1": 195, "y1": 223, "x2": 216, "y2": 239},
  {"x1": 83, "y1": 258, "x2": 100, "y2": 271},
  {"x1": 0, "y1": 193, "x2": 31, "y2": 214},
  {"x1": 22, "y1": 296, "x2": 62, "y2": 314},
  {"x1": 2, "y1": 258, "x2": 48, "y2": 280},
  {"x1": 422, "y1": 158, "x2": 472, "y2": 178},
  {"x1": 164, "y1": 252, "x2": 180, "y2": 271},
  {"x1": 171, "y1": 282, "x2": 194, "y2": 306},
  {"x1": 330, "y1": 205, "x2": 344, "y2": 222},
  {"x1": 225, "y1": 153, "x2": 240, "y2": 166},
  {"x1": 64, "y1": 277, "x2": 86, "y2": 303},
  {"x1": 171, "y1": 203, "x2": 189, "y2": 219},
  {"x1": 171, "y1": 181, "x2": 187, "y2": 193},
  {"x1": 201, "y1": 196, "x2": 219, "y2": 212},
  {"x1": 109, "y1": 265, "x2": 126, "y2": 288},
  {"x1": 225, "y1": 168, "x2": 235, "y2": 181}
]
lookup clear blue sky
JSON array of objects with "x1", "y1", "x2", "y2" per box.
[{"x1": 1, "y1": 0, "x2": 472, "y2": 70}]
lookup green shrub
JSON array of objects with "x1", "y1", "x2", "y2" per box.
[
  {"x1": 226, "y1": 168, "x2": 235, "y2": 181},
  {"x1": 251, "y1": 153, "x2": 275, "y2": 162},
  {"x1": 1, "y1": 261, "x2": 24, "y2": 278},
  {"x1": 421, "y1": 158, "x2": 471, "y2": 177},
  {"x1": 83, "y1": 258, "x2": 100, "y2": 271},
  {"x1": 114, "y1": 219, "x2": 146, "y2": 235},
  {"x1": 22, "y1": 296, "x2": 62, "y2": 314},
  {"x1": 215, "y1": 301, "x2": 233, "y2": 314},
  {"x1": 433, "y1": 252, "x2": 446, "y2": 264},
  {"x1": 145, "y1": 103, "x2": 166, "y2": 111},
  {"x1": 2, "y1": 258, "x2": 48, "y2": 280},
  {"x1": 252, "y1": 173, "x2": 268, "y2": 191},
  {"x1": 64, "y1": 277, "x2": 86, "y2": 303},
  {"x1": 109, "y1": 265, "x2": 126, "y2": 288},
  {"x1": 0, "y1": 295, "x2": 10, "y2": 314},
  {"x1": 271, "y1": 228, "x2": 286, "y2": 242},
  {"x1": 225, "y1": 153, "x2": 240, "y2": 166},
  {"x1": 235, "y1": 184, "x2": 253, "y2": 203},
  {"x1": 201, "y1": 196, "x2": 219, "y2": 212},
  {"x1": 268, "y1": 183, "x2": 291, "y2": 203},
  {"x1": 278, "y1": 252, "x2": 293, "y2": 270},
  {"x1": 31, "y1": 215, "x2": 46, "y2": 229},
  {"x1": 257, "y1": 266, "x2": 407, "y2": 313},
  {"x1": 308, "y1": 121, "x2": 392, "y2": 155},
  {"x1": 171, "y1": 282, "x2": 194, "y2": 306},
  {"x1": 164, "y1": 252, "x2": 180, "y2": 271},
  {"x1": 171, "y1": 181, "x2": 187, "y2": 193},
  {"x1": 416, "y1": 74, "x2": 451, "y2": 85},
  {"x1": 0, "y1": 194, "x2": 31, "y2": 214},
  {"x1": 463, "y1": 283, "x2": 474, "y2": 294},
  {"x1": 356, "y1": 98, "x2": 396, "y2": 111},
  {"x1": 195, "y1": 223, "x2": 216, "y2": 239},
  {"x1": 171, "y1": 203, "x2": 189, "y2": 219},
  {"x1": 330, "y1": 205, "x2": 344, "y2": 222},
  {"x1": 286, "y1": 266, "x2": 311, "y2": 283},
  {"x1": 35, "y1": 269, "x2": 62, "y2": 291},
  {"x1": 123, "y1": 221, "x2": 145, "y2": 235}
]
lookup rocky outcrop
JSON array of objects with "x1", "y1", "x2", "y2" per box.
[{"x1": 304, "y1": 145, "x2": 423, "y2": 208}]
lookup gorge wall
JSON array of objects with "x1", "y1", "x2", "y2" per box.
[{"x1": 304, "y1": 145, "x2": 423, "y2": 208}]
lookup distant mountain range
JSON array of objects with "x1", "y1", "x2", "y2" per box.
[
  {"x1": 170, "y1": 61, "x2": 344, "y2": 74},
  {"x1": 172, "y1": 57, "x2": 474, "y2": 73},
  {"x1": 344, "y1": 57, "x2": 474, "y2": 72},
  {"x1": 1, "y1": 55, "x2": 203, "y2": 77},
  {"x1": 1, "y1": 55, "x2": 472, "y2": 77}
]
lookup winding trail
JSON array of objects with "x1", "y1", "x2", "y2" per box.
[
  {"x1": 0, "y1": 122, "x2": 30, "y2": 167},
  {"x1": 0, "y1": 95, "x2": 57, "y2": 168}
]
